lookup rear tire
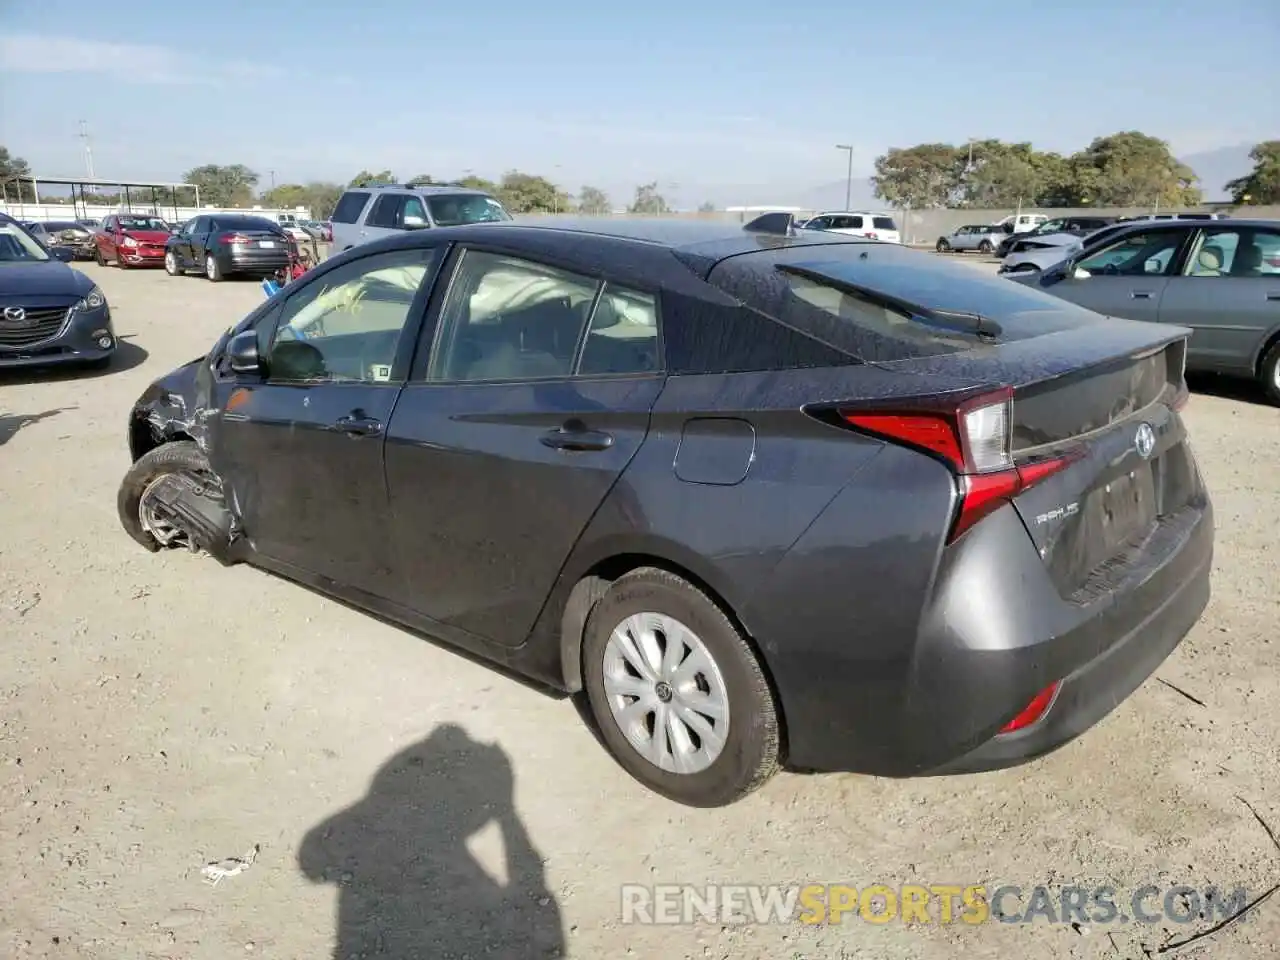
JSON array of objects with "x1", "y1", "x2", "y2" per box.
[
  {"x1": 95, "y1": 246, "x2": 107, "y2": 267},
  {"x1": 205, "y1": 253, "x2": 223, "y2": 282},
  {"x1": 1260, "y1": 340, "x2": 1280, "y2": 406},
  {"x1": 117, "y1": 440, "x2": 213, "y2": 552},
  {"x1": 581, "y1": 567, "x2": 780, "y2": 807},
  {"x1": 978, "y1": 239, "x2": 994, "y2": 254}
]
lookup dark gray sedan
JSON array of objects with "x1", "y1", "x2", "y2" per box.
[{"x1": 1008, "y1": 218, "x2": 1280, "y2": 404}]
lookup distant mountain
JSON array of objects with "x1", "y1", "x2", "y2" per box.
[{"x1": 1179, "y1": 144, "x2": 1254, "y2": 200}]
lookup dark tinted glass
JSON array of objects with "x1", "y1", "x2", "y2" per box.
[
  {"x1": 331, "y1": 191, "x2": 371, "y2": 223},
  {"x1": 365, "y1": 195, "x2": 402, "y2": 229}
]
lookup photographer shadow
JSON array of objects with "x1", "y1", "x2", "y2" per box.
[{"x1": 299, "y1": 724, "x2": 565, "y2": 959}]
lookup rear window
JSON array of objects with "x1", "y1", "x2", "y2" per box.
[
  {"x1": 873, "y1": 217, "x2": 897, "y2": 230},
  {"x1": 331, "y1": 191, "x2": 371, "y2": 223},
  {"x1": 706, "y1": 246, "x2": 1105, "y2": 363},
  {"x1": 215, "y1": 215, "x2": 279, "y2": 232}
]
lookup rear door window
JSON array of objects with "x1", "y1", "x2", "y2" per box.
[
  {"x1": 365, "y1": 194, "x2": 403, "y2": 229},
  {"x1": 331, "y1": 191, "x2": 371, "y2": 224},
  {"x1": 873, "y1": 216, "x2": 897, "y2": 230}
]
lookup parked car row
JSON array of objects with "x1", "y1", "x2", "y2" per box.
[{"x1": 998, "y1": 217, "x2": 1280, "y2": 404}]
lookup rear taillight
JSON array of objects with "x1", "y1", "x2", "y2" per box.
[
  {"x1": 866, "y1": 231, "x2": 878, "y2": 240},
  {"x1": 998, "y1": 681, "x2": 1061, "y2": 734},
  {"x1": 219, "y1": 233, "x2": 252, "y2": 244},
  {"x1": 842, "y1": 388, "x2": 1076, "y2": 542}
]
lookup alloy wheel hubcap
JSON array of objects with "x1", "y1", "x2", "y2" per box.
[
  {"x1": 206, "y1": 257, "x2": 215, "y2": 278},
  {"x1": 165, "y1": 252, "x2": 175, "y2": 272},
  {"x1": 602, "y1": 612, "x2": 730, "y2": 775},
  {"x1": 138, "y1": 475, "x2": 185, "y2": 547}
]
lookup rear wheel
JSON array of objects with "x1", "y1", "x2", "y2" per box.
[
  {"x1": 94, "y1": 245, "x2": 107, "y2": 267},
  {"x1": 978, "y1": 239, "x2": 994, "y2": 254},
  {"x1": 936, "y1": 239, "x2": 951, "y2": 253},
  {"x1": 205, "y1": 253, "x2": 223, "y2": 282},
  {"x1": 1260, "y1": 340, "x2": 1280, "y2": 406},
  {"x1": 581, "y1": 567, "x2": 780, "y2": 807}
]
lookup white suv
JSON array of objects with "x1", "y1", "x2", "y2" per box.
[
  {"x1": 796, "y1": 210, "x2": 901, "y2": 244},
  {"x1": 329, "y1": 183, "x2": 512, "y2": 252}
]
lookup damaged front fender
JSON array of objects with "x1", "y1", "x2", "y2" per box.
[{"x1": 127, "y1": 354, "x2": 220, "y2": 461}]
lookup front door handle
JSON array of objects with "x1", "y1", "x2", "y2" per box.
[
  {"x1": 1131, "y1": 290, "x2": 1154, "y2": 300},
  {"x1": 541, "y1": 424, "x2": 614, "y2": 452},
  {"x1": 333, "y1": 414, "x2": 383, "y2": 437},
  {"x1": 1267, "y1": 292, "x2": 1280, "y2": 301}
]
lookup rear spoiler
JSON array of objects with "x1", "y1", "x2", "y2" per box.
[{"x1": 743, "y1": 211, "x2": 798, "y2": 236}]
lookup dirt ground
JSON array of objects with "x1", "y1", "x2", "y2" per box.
[{"x1": 1, "y1": 258, "x2": 1278, "y2": 960}]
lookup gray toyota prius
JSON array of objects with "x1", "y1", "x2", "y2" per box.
[{"x1": 115, "y1": 214, "x2": 1213, "y2": 807}]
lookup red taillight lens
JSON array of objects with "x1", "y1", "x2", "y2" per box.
[
  {"x1": 866, "y1": 232, "x2": 878, "y2": 240},
  {"x1": 219, "y1": 233, "x2": 252, "y2": 244},
  {"x1": 842, "y1": 388, "x2": 1076, "y2": 542},
  {"x1": 998, "y1": 681, "x2": 1061, "y2": 734}
]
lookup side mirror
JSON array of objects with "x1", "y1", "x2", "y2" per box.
[
  {"x1": 227, "y1": 330, "x2": 264, "y2": 376},
  {"x1": 1144, "y1": 258, "x2": 1163, "y2": 274},
  {"x1": 50, "y1": 247, "x2": 75, "y2": 262},
  {"x1": 402, "y1": 215, "x2": 429, "y2": 229},
  {"x1": 1073, "y1": 266, "x2": 1091, "y2": 280}
]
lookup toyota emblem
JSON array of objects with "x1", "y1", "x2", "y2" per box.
[
  {"x1": 1134, "y1": 422, "x2": 1156, "y2": 460},
  {"x1": 2, "y1": 306, "x2": 27, "y2": 323}
]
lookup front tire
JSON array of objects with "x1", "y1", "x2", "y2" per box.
[
  {"x1": 936, "y1": 239, "x2": 951, "y2": 253},
  {"x1": 117, "y1": 441, "x2": 213, "y2": 553},
  {"x1": 581, "y1": 567, "x2": 780, "y2": 807},
  {"x1": 978, "y1": 239, "x2": 994, "y2": 254},
  {"x1": 205, "y1": 253, "x2": 223, "y2": 282},
  {"x1": 1260, "y1": 340, "x2": 1280, "y2": 406}
]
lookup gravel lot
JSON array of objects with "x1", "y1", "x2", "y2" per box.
[{"x1": 2, "y1": 258, "x2": 1278, "y2": 960}]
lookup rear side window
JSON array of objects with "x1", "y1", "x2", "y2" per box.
[
  {"x1": 873, "y1": 217, "x2": 897, "y2": 230},
  {"x1": 331, "y1": 191, "x2": 371, "y2": 224},
  {"x1": 365, "y1": 194, "x2": 402, "y2": 229}
]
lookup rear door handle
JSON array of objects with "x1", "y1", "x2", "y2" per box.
[
  {"x1": 333, "y1": 414, "x2": 383, "y2": 437},
  {"x1": 1131, "y1": 290, "x2": 1154, "y2": 300},
  {"x1": 541, "y1": 425, "x2": 614, "y2": 452},
  {"x1": 1267, "y1": 292, "x2": 1280, "y2": 301}
]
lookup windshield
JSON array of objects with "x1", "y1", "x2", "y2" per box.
[
  {"x1": 118, "y1": 216, "x2": 169, "y2": 231},
  {"x1": 0, "y1": 223, "x2": 52, "y2": 262},
  {"x1": 427, "y1": 194, "x2": 511, "y2": 226}
]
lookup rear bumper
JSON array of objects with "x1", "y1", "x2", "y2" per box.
[
  {"x1": 749, "y1": 449, "x2": 1213, "y2": 777},
  {"x1": 224, "y1": 251, "x2": 291, "y2": 274}
]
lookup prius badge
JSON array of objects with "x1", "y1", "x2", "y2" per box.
[{"x1": 1134, "y1": 422, "x2": 1156, "y2": 460}]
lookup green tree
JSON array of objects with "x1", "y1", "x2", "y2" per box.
[
  {"x1": 958, "y1": 141, "x2": 1045, "y2": 207},
  {"x1": 348, "y1": 169, "x2": 395, "y2": 187},
  {"x1": 0, "y1": 146, "x2": 36, "y2": 201},
  {"x1": 495, "y1": 170, "x2": 570, "y2": 213},
  {"x1": 577, "y1": 185, "x2": 610, "y2": 214},
  {"x1": 408, "y1": 174, "x2": 439, "y2": 186},
  {"x1": 1225, "y1": 140, "x2": 1280, "y2": 204},
  {"x1": 628, "y1": 181, "x2": 670, "y2": 215},
  {"x1": 458, "y1": 174, "x2": 500, "y2": 193},
  {"x1": 261, "y1": 181, "x2": 344, "y2": 219},
  {"x1": 184, "y1": 163, "x2": 260, "y2": 207},
  {"x1": 871, "y1": 144, "x2": 960, "y2": 208},
  {"x1": 1066, "y1": 132, "x2": 1200, "y2": 207}
]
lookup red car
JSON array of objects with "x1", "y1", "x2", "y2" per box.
[{"x1": 95, "y1": 214, "x2": 173, "y2": 268}]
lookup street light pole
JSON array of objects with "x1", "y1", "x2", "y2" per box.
[{"x1": 835, "y1": 145, "x2": 854, "y2": 210}]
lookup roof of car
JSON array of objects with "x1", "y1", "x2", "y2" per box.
[
  {"x1": 504, "y1": 215, "x2": 874, "y2": 255},
  {"x1": 344, "y1": 183, "x2": 492, "y2": 196}
]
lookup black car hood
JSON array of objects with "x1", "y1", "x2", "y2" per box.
[{"x1": 0, "y1": 260, "x2": 95, "y2": 298}]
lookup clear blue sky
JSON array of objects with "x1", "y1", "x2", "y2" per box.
[{"x1": 1, "y1": 0, "x2": 1276, "y2": 205}]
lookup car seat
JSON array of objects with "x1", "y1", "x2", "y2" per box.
[
  {"x1": 1190, "y1": 245, "x2": 1224, "y2": 277},
  {"x1": 1230, "y1": 243, "x2": 1263, "y2": 277}
]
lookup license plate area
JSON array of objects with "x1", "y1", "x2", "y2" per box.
[
  {"x1": 1099, "y1": 462, "x2": 1157, "y2": 554},
  {"x1": 259, "y1": 240, "x2": 275, "y2": 248}
]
